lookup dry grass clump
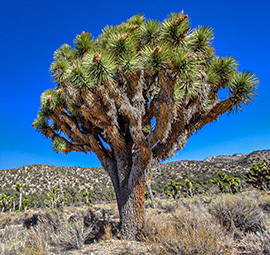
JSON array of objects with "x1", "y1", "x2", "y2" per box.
[
  {"x1": 27, "y1": 213, "x2": 89, "y2": 253},
  {"x1": 141, "y1": 200, "x2": 231, "y2": 254},
  {"x1": 258, "y1": 192, "x2": 270, "y2": 213},
  {"x1": 0, "y1": 225, "x2": 26, "y2": 255},
  {"x1": 237, "y1": 220, "x2": 270, "y2": 255},
  {"x1": 208, "y1": 193, "x2": 267, "y2": 233},
  {"x1": 24, "y1": 209, "x2": 97, "y2": 253}
]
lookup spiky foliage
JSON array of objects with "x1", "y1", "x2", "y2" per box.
[
  {"x1": 34, "y1": 11, "x2": 258, "y2": 240},
  {"x1": 246, "y1": 159, "x2": 270, "y2": 191},
  {"x1": 211, "y1": 172, "x2": 242, "y2": 194},
  {"x1": 166, "y1": 180, "x2": 182, "y2": 199}
]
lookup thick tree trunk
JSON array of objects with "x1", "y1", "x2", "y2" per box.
[
  {"x1": 117, "y1": 177, "x2": 146, "y2": 240},
  {"x1": 103, "y1": 152, "x2": 150, "y2": 240}
]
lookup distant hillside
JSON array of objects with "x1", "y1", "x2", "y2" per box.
[
  {"x1": 0, "y1": 149, "x2": 269, "y2": 203},
  {"x1": 150, "y1": 149, "x2": 270, "y2": 192}
]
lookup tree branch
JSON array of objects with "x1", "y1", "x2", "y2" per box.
[
  {"x1": 148, "y1": 70, "x2": 176, "y2": 147},
  {"x1": 153, "y1": 98, "x2": 233, "y2": 161}
]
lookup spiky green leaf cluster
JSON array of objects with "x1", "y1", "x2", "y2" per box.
[
  {"x1": 172, "y1": 50, "x2": 202, "y2": 98},
  {"x1": 162, "y1": 12, "x2": 190, "y2": 47},
  {"x1": 189, "y1": 25, "x2": 215, "y2": 59},
  {"x1": 228, "y1": 71, "x2": 258, "y2": 111},
  {"x1": 74, "y1": 32, "x2": 95, "y2": 57},
  {"x1": 206, "y1": 56, "x2": 238, "y2": 87},
  {"x1": 40, "y1": 89, "x2": 67, "y2": 111},
  {"x1": 52, "y1": 136, "x2": 67, "y2": 153},
  {"x1": 84, "y1": 51, "x2": 116, "y2": 83},
  {"x1": 32, "y1": 110, "x2": 50, "y2": 136},
  {"x1": 141, "y1": 44, "x2": 172, "y2": 74},
  {"x1": 139, "y1": 19, "x2": 161, "y2": 46},
  {"x1": 117, "y1": 52, "x2": 140, "y2": 75}
]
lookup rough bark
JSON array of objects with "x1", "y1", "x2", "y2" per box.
[{"x1": 118, "y1": 175, "x2": 146, "y2": 240}]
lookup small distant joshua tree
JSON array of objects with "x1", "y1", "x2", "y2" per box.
[
  {"x1": 23, "y1": 199, "x2": 29, "y2": 211},
  {"x1": 166, "y1": 180, "x2": 182, "y2": 199},
  {"x1": 82, "y1": 190, "x2": 90, "y2": 205},
  {"x1": 10, "y1": 195, "x2": 16, "y2": 212},
  {"x1": 246, "y1": 159, "x2": 270, "y2": 191},
  {"x1": 33, "y1": 10, "x2": 258, "y2": 239},
  {"x1": 211, "y1": 172, "x2": 241, "y2": 194},
  {"x1": 185, "y1": 179, "x2": 193, "y2": 197},
  {"x1": 0, "y1": 193, "x2": 9, "y2": 212},
  {"x1": 45, "y1": 186, "x2": 63, "y2": 208}
]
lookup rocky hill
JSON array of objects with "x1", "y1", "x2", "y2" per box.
[
  {"x1": 150, "y1": 149, "x2": 270, "y2": 190},
  {"x1": 0, "y1": 149, "x2": 269, "y2": 203}
]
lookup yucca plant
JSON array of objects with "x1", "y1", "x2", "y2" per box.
[
  {"x1": 212, "y1": 172, "x2": 242, "y2": 194},
  {"x1": 246, "y1": 159, "x2": 270, "y2": 191},
  {"x1": 82, "y1": 190, "x2": 90, "y2": 205},
  {"x1": 0, "y1": 193, "x2": 10, "y2": 212},
  {"x1": 33, "y1": 11, "x2": 258, "y2": 240},
  {"x1": 167, "y1": 180, "x2": 183, "y2": 199}
]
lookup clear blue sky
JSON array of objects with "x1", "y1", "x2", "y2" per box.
[{"x1": 0, "y1": 0, "x2": 269, "y2": 170}]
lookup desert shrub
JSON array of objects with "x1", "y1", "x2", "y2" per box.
[
  {"x1": 0, "y1": 225, "x2": 26, "y2": 255},
  {"x1": 238, "y1": 220, "x2": 270, "y2": 255},
  {"x1": 141, "y1": 201, "x2": 231, "y2": 254},
  {"x1": 258, "y1": 193, "x2": 270, "y2": 212},
  {"x1": 25, "y1": 209, "x2": 93, "y2": 252},
  {"x1": 28, "y1": 193, "x2": 47, "y2": 208},
  {"x1": 54, "y1": 218, "x2": 89, "y2": 250},
  {"x1": 24, "y1": 225, "x2": 51, "y2": 255},
  {"x1": 208, "y1": 194, "x2": 267, "y2": 233}
]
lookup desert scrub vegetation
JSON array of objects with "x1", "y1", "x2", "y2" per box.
[
  {"x1": 208, "y1": 193, "x2": 268, "y2": 234},
  {"x1": 0, "y1": 191, "x2": 269, "y2": 254},
  {"x1": 140, "y1": 201, "x2": 231, "y2": 254}
]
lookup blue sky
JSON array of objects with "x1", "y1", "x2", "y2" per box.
[{"x1": 0, "y1": 0, "x2": 269, "y2": 170}]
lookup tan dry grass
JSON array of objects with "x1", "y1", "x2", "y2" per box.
[{"x1": 141, "y1": 200, "x2": 232, "y2": 254}]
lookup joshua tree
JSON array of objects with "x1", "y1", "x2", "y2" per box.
[
  {"x1": 45, "y1": 186, "x2": 63, "y2": 208},
  {"x1": 23, "y1": 199, "x2": 29, "y2": 211},
  {"x1": 246, "y1": 159, "x2": 270, "y2": 191},
  {"x1": 0, "y1": 193, "x2": 9, "y2": 212},
  {"x1": 211, "y1": 177, "x2": 226, "y2": 193},
  {"x1": 167, "y1": 180, "x2": 182, "y2": 199},
  {"x1": 82, "y1": 190, "x2": 90, "y2": 205},
  {"x1": 33, "y1": 11, "x2": 258, "y2": 239},
  {"x1": 185, "y1": 179, "x2": 193, "y2": 197},
  {"x1": 10, "y1": 195, "x2": 16, "y2": 212},
  {"x1": 16, "y1": 183, "x2": 23, "y2": 211},
  {"x1": 227, "y1": 175, "x2": 241, "y2": 194},
  {"x1": 211, "y1": 172, "x2": 241, "y2": 194}
]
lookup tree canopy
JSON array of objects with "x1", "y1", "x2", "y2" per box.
[{"x1": 33, "y1": 12, "x2": 257, "y2": 162}]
